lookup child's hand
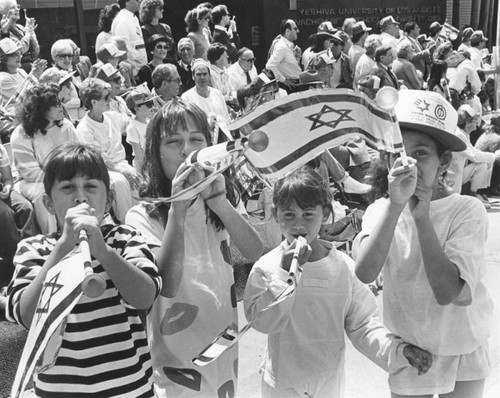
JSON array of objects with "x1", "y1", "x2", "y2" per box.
[
  {"x1": 403, "y1": 344, "x2": 433, "y2": 375},
  {"x1": 280, "y1": 238, "x2": 311, "y2": 272},
  {"x1": 61, "y1": 203, "x2": 107, "y2": 257},
  {"x1": 388, "y1": 157, "x2": 417, "y2": 206},
  {"x1": 0, "y1": 184, "x2": 11, "y2": 200},
  {"x1": 200, "y1": 169, "x2": 227, "y2": 207},
  {"x1": 171, "y1": 163, "x2": 204, "y2": 212},
  {"x1": 409, "y1": 181, "x2": 433, "y2": 220}
]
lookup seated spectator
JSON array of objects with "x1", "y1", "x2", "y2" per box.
[
  {"x1": 475, "y1": 114, "x2": 500, "y2": 195},
  {"x1": 11, "y1": 83, "x2": 79, "y2": 233},
  {"x1": 328, "y1": 30, "x2": 353, "y2": 89},
  {"x1": 306, "y1": 51, "x2": 334, "y2": 87},
  {"x1": 39, "y1": 68, "x2": 78, "y2": 121},
  {"x1": 0, "y1": 142, "x2": 33, "y2": 286},
  {"x1": 0, "y1": 0, "x2": 39, "y2": 72},
  {"x1": 185, "y1": 6, "x2": 212, "y2": 60},
  {"x1": 301, "y1": 31, "x2": 333, "y2": 70},
  {"x1": 67, "y1": 39, "x2": 92, "y2": 81},
  {"x1": 448, "y1": 104, "x2": 499, "y2": 208},
  {"x1": 181, "y1": 58, "x2": 230, "y2": 143},
  {"x1": 140, "y1": 0, "x2": 176, "y2": 62},
  {"x1": 392, "y1": 41, "x2": 422, "y2": 89},
  {"x1": 46, "y1": 39, "x2": 85, "y2": 120},
  {"x1": 176, "y1": 37, "x2": 195, "y2": 94},
  {"x1": 375, "y1": 44, "x2": 399, "y2": 89},
  {"x1": 227, "y1": 47, "x2": 257, "y2": 93},
  {"x1": 95, "y1": 2, "x2": 120, "y2": 56},
  {"x1": 76, "y1": 77, "x2": 136, "y2": 222},
  {"x1": 427, "y1": 60, "x2": 450, "y2": 101},
  {"x1": 125, "y1": 84, "x2": 155, "y2": 173},
  {"x1": 90, "y1": 42, "x2": 126, "y2": 78},
  {"x1": 151, "y1": 63, "x2": 181, "y2": 107},
  {"x1": 0, "y1": 37, "x2": 46, "y2": 142},
  {"x1": 354, "y1": 34, "x2": 381, "y2": 85},
  {"x1": 95, "y1": 63, "x2": 131, "y2": 117},
  {"x1": 212, "y1": 4, "x2": 240, "y2": 63},
  {"x1": 207, "y1": 42, "x2": 233, "y2": 102},
  {"x1": 136, "y1": 34, "x2": 169, "y2": 90},
  {"x1": 111, "y1": 36, "x2": 136, "y2": 90}
]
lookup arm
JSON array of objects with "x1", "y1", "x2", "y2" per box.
[
  {"x1": 355, "y1": 157, "x2": 417, "y2": 283},
  {"x1": 265, "y1": 42, "x2": 287, "y2": 83},
  {"x1": 11, "y1": 129, "x2": 44, "y2": 182},
  {"x1": 0, "y1": 162, "x2": 13, "y2": 199}
]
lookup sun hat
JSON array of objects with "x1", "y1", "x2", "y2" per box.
[
  {"x1": 470, "y1": 30, "x2": 488, "y2": 45},
  {"x1": 0, "y1": 38, "x2": 21, "y2": 56},
  {"x1": 308, "y1": 51, "x2": 334, "y2": 70},
  {"x1": 380, "y1": 15, "x2": 399, "y2": 29},
  {"x1": 191, "y1": 58, "x2": 210, "y2": 73},
  {"x1": 352, "y1": 21, "x2": 372, "y2": 36},
  {"x1": 395, "y1": 90, "x2": 466, "y2": 151},
  {"x1": 126, "y1": 83, "x2": 155, "y2": 110},
  {"x1": 317, "y1": 21, "x2": 337, "y2": 35},
  {"x1": 95, "y1": 63, "x2": 121, "y2": 82}
]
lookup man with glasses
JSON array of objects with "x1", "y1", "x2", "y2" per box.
[
  {"x1": 152, "y1": 63, "x2": 181, "y2": 106},
  {"x1": 266, "y1": 19, "x2": 302, "y2": 93},
  {"x1": 212, "y1": 4, "x2": 240, "y2": 63},
  {"x1": 227, "y1": 47, "x2": 257, "y2": 92},
  {"x1": 111, "y1": 0, "x2": 147, "y2": 76},
  {"x1": 328, "y1": 30, "x2": 353, "y2": 89}
]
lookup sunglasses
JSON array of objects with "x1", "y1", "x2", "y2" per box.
[
  {"x1": 140, "y1": 100, "x2": 154, "y2": 108},
  {"x1": 166, "y1": 78, "x2": 181, "y2": 83},
  {"x1": 156, "y1": 44, "x2": 169, "y2": 50},
  {"x1": 242, "y1": 58, "x2": 255, "y2": 63},
  {"x1": 57, "y1": 54, "x2": 73, "y2": 59}
]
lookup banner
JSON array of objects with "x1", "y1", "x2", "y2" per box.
[
  {"x1": 229, "y1": 89, "x2": 403, "y2": 180},
  {"x1": 11, "y1": 249, "x2": 87, "y2": 398}
]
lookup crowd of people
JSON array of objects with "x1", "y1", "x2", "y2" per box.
[{"x1": 0, "y1": 0, "x2": 498, "y2": 397}]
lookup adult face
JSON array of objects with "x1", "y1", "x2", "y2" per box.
[
  {"x1": 331, "y1": 41, "x2": 343, "y2": 57},
  {"x1": 238, "y1": 50, "x2": 255, "y2": 72},
  {"x1": 5, "y1": 50, "x2": 21, "y2": 72},
  {"x1": 154, "y1": 5, "x2": 163, "y2": 20},
  {"x1": 54, "y1": 48, "x2": 74, "y2": 70},
  {"x1": 380, "y1": 50, "x2": 394, "y2": 66},
  {"x1": 159, "y1": 115, "x2": 208, "y2": 181},
  {"x1": 3, "y1": 0, "x2": 19, "y2": 23},
  {"x1": 45, "y1": 100, "x2": 64, "y2": 122},
  {"x1": 216, "y1": 50, "x2": 229, "y2": 68},
  {"x1": 193, "y1": 66, "x2": 210, "y2": 88},
  {"x1": 153, "y1": 40, "x2": 169, "y2": 61},
  {"x1": 410, "y1": 25, "x2": 421, "y2": 38},
  {"x1": 163, "y1": 70, "x2": 181, "y2": 99},
  {"x1": 179, "y1": 44, "x2": 194, "y2": 64},
  {"x1": 387, "y1": 23, "x2": 400, "y2": 39},
  {"x1": 198, "y1": 13, "x2": 211, "y2": 30}
]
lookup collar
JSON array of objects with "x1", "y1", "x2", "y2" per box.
[{"x1": 281, "y1": 35, "x2": 294, "y2": 48}]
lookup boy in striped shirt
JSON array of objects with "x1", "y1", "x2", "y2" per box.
[{"x1": 6, "y1": 143, "x2": 161, "y2": 397}]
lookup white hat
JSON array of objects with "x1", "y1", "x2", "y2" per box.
[
  {"x1": 0, "y1": 38, "x2": 21, "y2": 55},
  {"x1": 395, "y1": 90, "x2": 466, "y2": 151},
  {"x1": 95, "y1": 63, "x2": 120, "y2": 82}
]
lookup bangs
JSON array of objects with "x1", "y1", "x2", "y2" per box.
[
  {"x1": 273, "y1": 168, "x2": 332, "y2": 211},
  {"x1": 44, "y1": 144, "x2": 110, "y2": 194}
]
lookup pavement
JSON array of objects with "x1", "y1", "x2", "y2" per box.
[{"x1": 1, "y1": 196, "x2": 500, "y2": 398}]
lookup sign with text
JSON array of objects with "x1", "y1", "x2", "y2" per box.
[{"x1": 263, "y1": 0, "x2": 446, "y2": 50}]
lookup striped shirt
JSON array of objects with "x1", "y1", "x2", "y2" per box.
[{"x1": 6, "y1": 220, "x2": 161, "y2": 397}]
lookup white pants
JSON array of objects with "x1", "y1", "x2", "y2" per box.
[{"x1": 462, "y1": 162, "x2": 493, "y2": 192}]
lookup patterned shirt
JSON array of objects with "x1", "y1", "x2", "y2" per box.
[{"x1": 6, "y1": 220, "x2": 161, "y2": 397}]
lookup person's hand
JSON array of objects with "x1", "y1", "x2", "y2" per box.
[
  {"x1": 229, "y1": 17, "x2": 237, "y2": 33},
  {"x1": 293, "y1": 45, "x2": 302, "y2": 61},
  {"x1": 283, "y1": 78, "x2": 298, "y2": 89},
  {"x1": 60, "y1": 203, "x2": 107, "y2": 258},
  {"x1": 25, "y1": 17, "x2": 37, "y2": 33},
  {"x1": 31, "y1": 58, "x2": 47, "y2": 79},
  {"x1": 171, "y1": 163, "x2": 204, "y2": 213},
  {"x1": 280, "y1": 238, "x2": 311, "y2": 272},
  {"x1": 0, "y1": 183, "x2": 11, "y2": 200},
  {"x1": 403, "y1": 344, "x2": 433, "y2": 375},
  {"x1": 200, "y1": 169, "x2": 227, "y2": 209},
  {"x1": 388, "y1": 156, "x2": 417, "y2": 207},
  {"x1": 1, "y1": 10, "x2": 14, "y2": 33},
  {"x1": 409, "y1": 178, "x2": 433, "y2": 221}
]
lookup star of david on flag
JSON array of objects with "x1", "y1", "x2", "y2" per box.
[{"x1": 228, "y1": 88, "x2": 404, "y2": 180}]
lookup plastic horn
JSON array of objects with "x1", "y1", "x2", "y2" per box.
[
  {"x1": 287, "y1": 236, "x2": 307, "y2": 285},
  {"x1": 185, "y1": 130, "x2": 269, "y2": 165},
  {"x1": 79, "y1": 230, "x2": 106, "y2": 298},
  {"x1": 375, "y1": 87, "x2": 409, "y2": 168}
]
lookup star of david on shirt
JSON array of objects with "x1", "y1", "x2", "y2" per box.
[
  {"x1": 306, "y1": 105, "x2": 355, "y2": 131},
  {"x1": 36, "y1": 272, "x2": 64, "y2": 322}
]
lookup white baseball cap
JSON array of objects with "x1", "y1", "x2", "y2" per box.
[{"x1": 395, "y1": 90, "x2": 466, "y2": 152}]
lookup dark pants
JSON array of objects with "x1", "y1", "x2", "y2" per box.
[{"x1": 0, "y1": 191, "x2": 34, "y2": 286}]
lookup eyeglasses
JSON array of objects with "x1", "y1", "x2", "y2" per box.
[
  {"x1": 241, "y1": 58, "x2": 255, "y2": 63},
  {"x1": 140, "y1": 100, "x2": 154, "y2": 108},
  {"x1": 155, "y1": 44, "x2": 169, "y2": 50},
  {"x1": 57, "y1": 54, "x2": 73, "y2": 59},
  {"x1": 111, "y1": 76, "x2": 121, "y2": 84},
  {"x1": 166, "y1": 78, "x2": 181, "y2": 83},
  {"x1": 101, "y1": 94, "x2": 111, "y2": 102}
]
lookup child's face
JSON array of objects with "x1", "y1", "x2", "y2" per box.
[
  {"x1": 92, "y1": 89, "x2": 111, "y2": 114},
  {"x1": 275, "y1": 201, "x2": 328, "y2": 245},
  {"x1": 159, "y1": 115, "x2": 208, "y2": 181},
  {"x1": 135, "y1": 102, "x2": 155, "y2": 119},
  {"x1": 43, "y1": 174, "x2": 110, "y2": 228},
  {"x1": 392, "y1": 130, "x2": 450, "y2": 193}
]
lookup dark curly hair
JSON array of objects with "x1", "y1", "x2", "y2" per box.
[
  {"x1": 98, "y1": 3, "x2": 120, "y2": 33},
  {"x1": 139, "y1": 0, "x2": 163, "y2": 25},
  {"x1": 140, "y1": 98, "x2": 239, "y2": 230},
  {"x1": 17, "y1": 83, "x2": 62, "y2": 137}
]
